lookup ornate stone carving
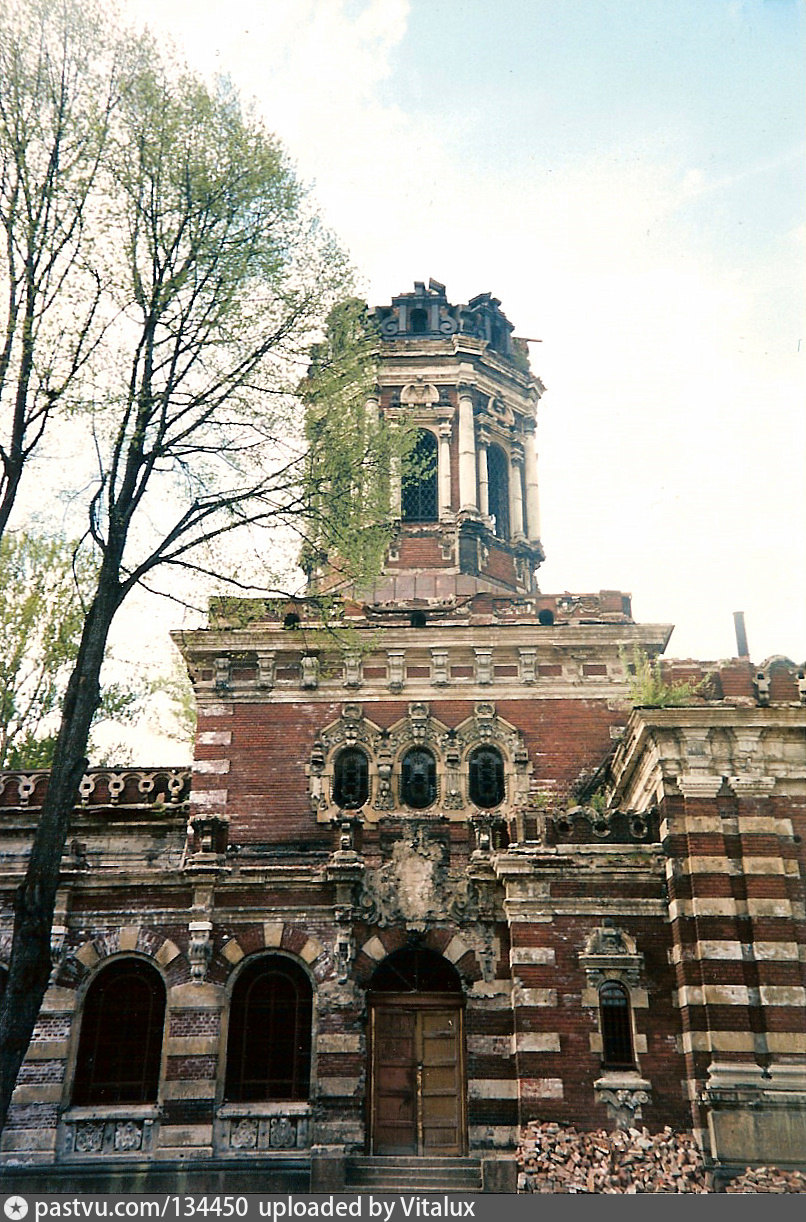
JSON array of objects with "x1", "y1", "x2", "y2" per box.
[
  {"x1": 301, "y1": 654, "x2": 319, "y2": 689},
  {"x1": 270, "y1": 1116, "x2": 296, "y2": 1148},
  {"x1": 114, "y1": 1121, "x2": 143, "y2": 1151},
  {"x1": 75, "y1": 1123, "x2": 104, "y2": 1154},
  {"x1": 188, "y1": 920, "x2": 213, "y2": 982},
  {"x1": 230, "y1": 1118, "x2": 258, "y2": 1150},
  {"x1": 594, "y1": 1078, "x2": 652, "y2": 1130}
]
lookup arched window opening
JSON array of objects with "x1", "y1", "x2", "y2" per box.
[
  {"x1": 409, "y1": 307, "x2": 428, "y2": 334},
  {"x1": 487, "y1": 445, "x2": 510, "y2": 539},
  {"x1": 333, "y1": 747, "x2": 369, "y2": 810},
  {"x1": 468, "y1": 746, "x2": 505, "y2": 808},
  {"x1": 400, "y1": 747, "x2": 437, "y2": 809},
  {"x1": 401, "y1": 429, "x2": 438, "y2": 523},
  {"x1": 73, "y1": 959, "x2": 165, "y2": 1105},
  {"x1": 599, "y1": 982, "x2": 635, "y2": 1069},
  {"x1": 225, "y1": 956, "x2": 312, "y2": 1102}
]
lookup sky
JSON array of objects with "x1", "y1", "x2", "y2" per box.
[{"x1": 112, "y1": 0, "x2": 805, "y2": 755}]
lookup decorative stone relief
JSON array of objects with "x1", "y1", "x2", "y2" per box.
[
  {"x1": 257, "y1": 650, "x2": 276, "y2": 689},
  {"x1": 579, "y1": 922, "x2": 644, "y2": 990},
  {"x1": 114, "y1": 1121, "x2": 143, "y2": 1152},
  {"x1": 310, "y1": 701, "x2": 531, "y2": 823},
  {"x1": 343, "y1": 653, "x2": 362, "y2": 689},
  {"x1": 188, "y1": 920, "x2": 213, "y2": 981},
  {"x1": 594, "y1": 1078, "x2": 652, "y2": 1130},
  {"x1": 301, "y1": 655, "x2": 319, "y2": 689},
  {"x1": 230, "y1": 1118, "x2": 258, "y2": 1150},
  {"x1": 519, "y1": 648, "x2": 537, "y2": 684},
  {"x1": 474, "y1": 649, "x2": 493, "y2": 686},
  {"x1": 431, "y1": 649, "x2": 449, "y2": 687},
  {"x1": 75, "y1": 1123, "x2": 105, "y2": 1154},
  {"x1": 225, "y1": 1112, "x2": 311, "y2": 1152}
]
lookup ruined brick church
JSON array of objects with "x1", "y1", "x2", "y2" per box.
[{"x1": 1, "y1": 281, "x2": 804, "y2": 1191}]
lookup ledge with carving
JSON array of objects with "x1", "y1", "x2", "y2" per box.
[
  {"x1": 60, "y1": 1105, "x2": 161, "y2": 1159},
  {"x1": 215, "y1": 1102, "x2": 312, "y2": 1154},
  {"x1": 0, "y1": 767, "x2": 191, "y2": 813}
]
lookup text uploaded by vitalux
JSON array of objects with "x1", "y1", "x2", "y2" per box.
[{"x1": 257, "y1": 1200, "x2": 474, "y2": 1219}]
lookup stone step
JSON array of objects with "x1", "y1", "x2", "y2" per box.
[{"x1": 346, "y1": 1157, "x2": 482, "y2": 1193}]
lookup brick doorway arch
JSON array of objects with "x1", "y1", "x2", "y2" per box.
[{"x1": 367, "y1": 946, "x2": 467, "y2": 1156}]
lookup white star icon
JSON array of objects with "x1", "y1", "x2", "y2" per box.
[{"x1": 4, "y1": 1199, "x2": 28, "y2": 1221}]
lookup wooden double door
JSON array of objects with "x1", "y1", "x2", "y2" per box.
[{"x1": 369, "y1": 995, "x2": 466, "y2": 1155}]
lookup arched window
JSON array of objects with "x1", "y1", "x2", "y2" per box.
[
  {"x1": 401, "y1": 429, "x2": 438, "y2": 523},
  {"x1": 599, "y1": 982, "x2": 635, "y2": 1069},
  {"x1": 333, "y1": 747, "x2": 369, "y2": 809},
  {"x1": 468, "y1": 746, "x2": 505, "y2": 808},
  {"x1": 487, "y1": 445, "x2": 510, "y2": 539},
  {"x1": 400, "y1": 747, "x2": 437, "y2": 809},
  {"x1": 225, "y1": 956, "x2": 312, "y2": 1102},
  {"x1": 73, "y1": 959, "x2": 165, "y2": 1105}
]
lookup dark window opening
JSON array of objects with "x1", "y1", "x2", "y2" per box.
[
  {"x1": 401, "y1": 429, "x2": 438, "y2": 523},
  {"x1": 333, "y1": 747, "x2": 369, "y2": 809},
  {"x1": 409, "y1": 307, "x2": 428, "y2": 334},
  {"x1": 400, "y1": 747, "x2": 437, "y2": 809},
  {"x1": 225, "y1": 956, "x2": 312, "y2": 1102},
  {"x1": 409, "y1": 610, "x2": 427, "y2": 628},
  {"x1": 600, "y1": 981, "x2": 635, "y2": 1069},
  {"x1": 369, "y1": 946, "x2": 462, "y2": 994},
  {"x1": 73, "y1": 959, "x2": 165, "y2": 1105},
  {"x1": 469, "y1": 746, "x2": 505, "y2": 808},
  {"x1": 487, "y1": 445, "x2": 510, "y2": 539}
]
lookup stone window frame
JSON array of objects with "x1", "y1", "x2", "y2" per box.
[
  {"x1": 222, "y1": 952, "x2": 314, "y2": 1105},
  {"x1": 579, "y1": 922, "x2": 652, "y2": 1128},
  {"x1": 214, "y1": 948, "x2": 317, "y2": 1155},
  {"x1": 60, "y1": 951, "x2": 170, "y2": 1159},
  {"x1": 400, "y1": 426, "x2": 439, "y2": 523},
  {"x1": 310, "y1": 701, "x2": 531, "y2": 825}
]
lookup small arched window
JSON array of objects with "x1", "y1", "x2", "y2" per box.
[
  {"x1": 225, "y1": 956, "x2": 313, "y2": 1102},
  {"x1": 469, "y1": 746, "x2": 505, "y2": 808},
  {"x1": 333, "y1": 747, "x2": 369, "y2": 809},
  {"x1": 400, "y1": 747, "x2": 437, "y2": 809},
  {"x1": 599, "y1": 981, "x2": 635, "y2": 1069},
  {"x1": 73, "y1": 959, "x2": 165, "y2": 1105},
  {"x1": 401, "y1": 429, "x2": 438, "y2": 523},
  {"x1": 487, "y1": 445, "x2": 510, "y2": 539}
]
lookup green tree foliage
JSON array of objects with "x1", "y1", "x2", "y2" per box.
[
  {"x1": 0, "y1": 532, "x2": 156, "y2": 769},
  {"x1": 301, "y1": 297, "x2": 394, "y2": 589},
  {"x1": 0, "y1": 0, "x2": 372, "y2": 1131},
  {"x1": 0, "y1": 0, "x2": 119, "y2": 540},
  {"x1": 621, "y1": 645, "x2": 700, "y2": 707}
]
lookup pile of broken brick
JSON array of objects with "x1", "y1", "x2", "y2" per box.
[
  {"x1": 725, "y1": 1166, "x2": 806, "y2": 1193},
  {"x1": 517, "y1": 1121, "x2": 710, "y2": 1193},
  {"x1": 517, "y1": 1121, "x2": 806, "y2": 1193}
]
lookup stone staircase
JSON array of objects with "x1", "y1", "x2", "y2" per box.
[{"x1": 345, "y1": 1156, "x2": 483, "y2": 1193}]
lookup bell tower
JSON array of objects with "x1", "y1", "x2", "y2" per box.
[{"x1": 367, "y1": 279, "x2": 545, "y2": 603}]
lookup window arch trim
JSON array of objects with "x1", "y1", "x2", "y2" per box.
[
  {"x1": 72, "y1": 955, "x2": 166, "y2": 1107},
  {"x1": 224, "y1": 953, "x2": 314, "y2": 1104}
]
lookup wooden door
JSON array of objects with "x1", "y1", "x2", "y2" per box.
[{"x1": 370, "y1": 998, "x2": 465, "y2": 1155}]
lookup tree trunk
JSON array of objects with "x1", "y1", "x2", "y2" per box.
[{"x1": 0, "y1": 568, "x2": 120, "y2": 1133}]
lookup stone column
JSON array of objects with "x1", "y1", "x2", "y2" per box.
[
  {"x1": 438, "y1": 422, "x2": 452, "y2": 519},
  {"x1": 458, "y1": 388, "x2": 478, "y2": 512},
  {"x1": 509, "y1": 441, "x2": 525, "y2": 540},
  {"x1": 477, "y1": 428, "x2": 490, "y2": 519},
  {"x1": 522, "y1": 419, "x2": 541, "y2": 542}
]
